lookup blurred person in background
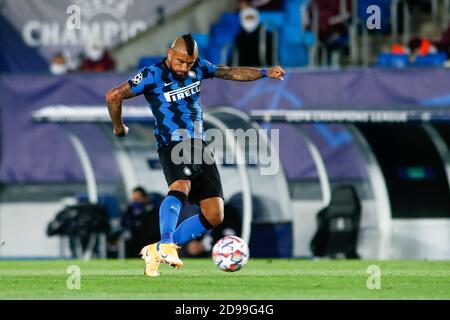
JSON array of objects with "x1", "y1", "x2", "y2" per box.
[
  {"x1": 78, "y1": 40, "x2": 116, "y2": 72},
  {"x1": 408, "y1": 24, "x2": 438, "y2": 57},
  {"x1": 49, "y1": 52, "x2": 69, "y2": 75},
  {"x1": 306, "y1": 0, "x2": 352, "y2": 65},
  {"x1": 121, "y1": 186, "x2": 160, "y2": 258},
  {"x1": 232, "y1": 7, "x2": 273, "y2": 67},
  {"x1": 182, "y1": 237, "x2": 210, "y2": 258},
  {"x1": 408, "y1": 38, "x2": 437, "y2": 56},
  {"x1": 405, "y1": 22, "x2": 443, "y2": 65},
  {"x1": 435, "y1": 25, "x2": 450, "y2": 67}
]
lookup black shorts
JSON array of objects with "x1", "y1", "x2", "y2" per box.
[{"x1": 158, "y1": 139, "x2": 224, "y2": 205}]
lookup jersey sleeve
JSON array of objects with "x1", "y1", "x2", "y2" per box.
[
  {"x1": 127, "y1": 67, "x2": 155, "y2": 95},
  {"x1": 198, "y1": 59, "x2": 218, "y2": 79}
]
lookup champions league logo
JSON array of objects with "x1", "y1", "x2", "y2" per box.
[
  {"x1": 22, "y1": 0, "x2": 147, "y2": 48},
  {"x1": 131, "y1": 73, "x2": 143, "y2": 84}
]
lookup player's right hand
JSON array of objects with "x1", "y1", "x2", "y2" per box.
[
  {"x1": 268, "y1": 66, "x2": 285, "y2": 80},
  {"x1": 113, "y1": 124, "x2": 129, "y2": 137}
]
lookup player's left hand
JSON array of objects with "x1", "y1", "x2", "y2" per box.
[
  {"x1": 113, "y1": 124, "x2": 129, "y2": 137},
  {"x1": 267, "y1": 66, "x2": 285, "y2": 80}
]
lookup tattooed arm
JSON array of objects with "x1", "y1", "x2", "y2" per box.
[
  {"x1": 105, "y1": 82, "x2": 136, "y2": 137},
  {"x1": 214, "y1": 65, "x2": 285, "y2": 81}
]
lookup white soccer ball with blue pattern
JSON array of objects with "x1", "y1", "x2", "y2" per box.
[{"x1": 212, "y1": 236, "x2": 249, "y2": 272}]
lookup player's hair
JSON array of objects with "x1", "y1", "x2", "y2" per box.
[{"x1": 181, "y1": 33, "x2": 196, "y2": 56}]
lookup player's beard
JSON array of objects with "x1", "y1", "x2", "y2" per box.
[
  {"x1": 166, "y1": 57, "x2": 188, "y2": 80},
  {"x1": 170, "y1": 68, "x2": 188, "y2": 81}
]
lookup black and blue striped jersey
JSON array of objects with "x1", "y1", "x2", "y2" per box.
[{"x1": 128, "y1": 58, "x2": 217, "y2": 149}]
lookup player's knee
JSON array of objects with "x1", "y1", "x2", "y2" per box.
[
  {"x1": 169, "y1": 180, "x2": 191, "y2": 195},
  {"x1": 205, "y1": 209, "x2": 224, "y2": 227}
]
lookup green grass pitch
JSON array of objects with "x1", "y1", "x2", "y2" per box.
[{"x1": 0, "y1": 259, "x2": 449, "y2": 299}]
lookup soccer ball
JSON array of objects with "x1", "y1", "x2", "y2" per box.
[{"x1": 212, "y1": 236, "x2": 249, "y2": 272}]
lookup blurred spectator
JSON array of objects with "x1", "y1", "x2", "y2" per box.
[
  {"x1": 390, "y1": 43, "x2": 410, "y2": 55},
  {"x1": 183, "y1": 237, "x2": 211, "y2": 258},
  {"x1": 311, "y1": 0, "x2": 351, "y2": 44},
  {"x1": 121, "y1": 186, "x2": 160, "y2": 258},
  {"x1": 78, "y1": 40, "x2": 116, "y2": 72},
  {"x1": 232, "y1": 7, "x2": 273, "y2": 67},
  {"x1": 433, "y1": 24, "x2": 450, "y2": 57},
  {"x1": 407, "y1": 0, "x2": 432, "y2": 34},
  {"x1": 49, "y1": 52, "x2": 69, "y2": 75},
  {"x1": 408, "y1": 38, "x2": 437, "y2": 56},
  {"x1": 237, "y1": 0, "x2": 283, "y2": 11},
  {"x1": 306, "y1": 0, "x2": 352, "y2": 65},
  {"x1": 186, "y1": 239, "x2": 208, "y2": 257}
]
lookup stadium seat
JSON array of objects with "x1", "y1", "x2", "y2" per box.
[
  {"x1": 138, "y1": 56, "x2": 164, "y2": 69},
  {"x1": 192, "y1": 33, "x2": 210, "y2": 59},
  {"x1": 279, "y1": 33, "x2": 312, "y2": 66},
  {"x1": 260, "y1": 11, "x2": 284, "y2": 29},
  {"x1": 283, "y1": 0, "x2": 303, "y2": 24},
  {"x1": 250, "y1": 223, "x2": 293, "y2": 258},
  {"x1": 210, "y1": 5, "x2": 314, "y2": 66},
  {"x1": 413, "y1": 52, "x2": 447, "y2": 67},
  {"x1": 279, "y1": 0, "x2": 314, "y2": 66},
  {"x1": 206, "y1": 12, "x2": 248, "y2": 64},
  {"x1": 218, "y1": 12, "x2": 240, "y2": 28},
  {"x1": 281, "y1": 24, "x2": 303, "y2": 44},
  {"x1": 310, "y1": 185, "x2": 361, "y2": 259},
  {"x1": 227, "y1": 193, "x2": 292, "y2": 258},
  {"x1": 376, "y1": 53, "x2": 409, "y2": 68},
  {"x1": 212, "y1": 14, "x2": 241, "y2": 43},
  {"x1": 207, "y1": 22, "x2": 240, "y2": 64}
]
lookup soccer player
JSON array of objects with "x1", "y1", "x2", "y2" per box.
[{"x1": 106, "y1": 33, "x2": 285, "y2": 276}]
